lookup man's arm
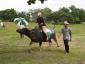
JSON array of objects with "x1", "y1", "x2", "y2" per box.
[{"x1": 69, "y1": 29, "x2": 72, "y2": 41}]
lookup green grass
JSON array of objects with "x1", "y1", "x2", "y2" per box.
[{"x1": 0, "y1": 22, "x2": 85, "y2": 64}]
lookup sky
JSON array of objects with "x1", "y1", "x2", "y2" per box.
[{"x1": 0, "y1": 0, "x2": 85, "y2": 12}]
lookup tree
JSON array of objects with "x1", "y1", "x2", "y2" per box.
[
  {"x1": 17, "y1": 12, "x2": 29, "y2": 21},
  {"x1": 27, "y1": 9, "x2": 41, "y2": 21},
  {"x1": 27, "y1": 8, "x2": 52, "y2": 22},
  {"x1": 0, "y1": 11, "x2": 4, "y2": 20},
  {"x1": 0, "y1": 5, "x2": 85, "y2": 24},
  {"x1": 69, "y1": 5, "x2": 85, "y2": 23},
  {"x1": 41, "y1": 8, "x2": 52, "y2": 21},
  {"x1": 27, "y1": 0, "x2": 47, "y2": 5},
  {"x1": 54, "y1": 7, "x2": 71, "y2": 24},
  {"x1": 0, "y1": 9, "x2": 17, "y2": 21}
]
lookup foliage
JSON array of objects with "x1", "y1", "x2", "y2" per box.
[
  {"x1": 27, "y1": 0, "x2": 46, "y2": 5},
  {"x1": 0, "y1": 9, "x2": 17, "y2": 21},
  {"x1": 27, "y1": 5, "x2": 85, "y2": 24},
  {"x1": 17, "y1": 12, "x2": 29, "y2": 21},
  {"x1": 0, "y1": 9, "x2": 29, "y2": 22},
  {"x1": 0, "y1": 5, "x2": 85, "y2": 24}
]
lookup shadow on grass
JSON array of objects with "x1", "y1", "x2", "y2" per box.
[
  {"x1": 0, "y1": 46, "x2": 42, "y2": 54},
  {"x1": 43, "y1": 48, "x2": 65, "y2": 54},
  {"x1": 0, "y1": 49, "x2": 30, "y2": 54},
  {"x1": 0, "y1": 45, "x2": 65, "y2": 55}
]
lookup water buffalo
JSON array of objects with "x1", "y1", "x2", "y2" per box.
[{"x1": 16, "y1": 27, "x2": 59, "y2": 49}]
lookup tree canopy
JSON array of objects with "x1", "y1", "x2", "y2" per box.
[
  {"x1": 0, "y1": 5, "x2": 85, "y2": 24},
  {"x1": 27, "y1": 0, "x2": 47, "y2": 5}
]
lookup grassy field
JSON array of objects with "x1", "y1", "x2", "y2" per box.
[{"x1": 0, "y1": 22, "x2": 85, "y2": 64}]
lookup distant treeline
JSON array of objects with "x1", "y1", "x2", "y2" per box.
[
  {"x1": 0, "y1": 5, "x2": 85, "y2": 24},
  {"x1": 0, "y1": 9, "x2": 29, "y2": 22}
]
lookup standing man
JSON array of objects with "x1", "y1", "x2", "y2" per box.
[
  {"x1": 61, "y1": 21, "x2": 72, "y2": 53},
  {"x1": 0, "y1": 20, "x2": 5, "y2": 28}
]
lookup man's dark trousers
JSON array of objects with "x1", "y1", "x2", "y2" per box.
[{"x1": 64, "y1": 40, "x2": 69, "y2": 53}]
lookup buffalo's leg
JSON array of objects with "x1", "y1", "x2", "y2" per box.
[
  {"x1": 48, "y1": 39, "x2": 52, "y2": 47},
  {"x1": 29, "y1": 41, "x2": 33, "y2": 51},
  {"x1": 53, "y1": 34, "x2": 59, "y2": 47},
  {"x1": 29, "y1": 41, "x2": 33, "y2": 47},
  {"x1": 20, "y1": 33, "x2": 24, "y2": 38},
  {"x1": 39, "y1": 42, "x2": 42, "y2": 51}
]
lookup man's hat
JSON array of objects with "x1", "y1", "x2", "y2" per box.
[
  {"x1": 37, "y1": 12, "x2": 42, "y2": 16},
  {"x1": 64, "y1": 21, "x2": 69, "y2": 25}
]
